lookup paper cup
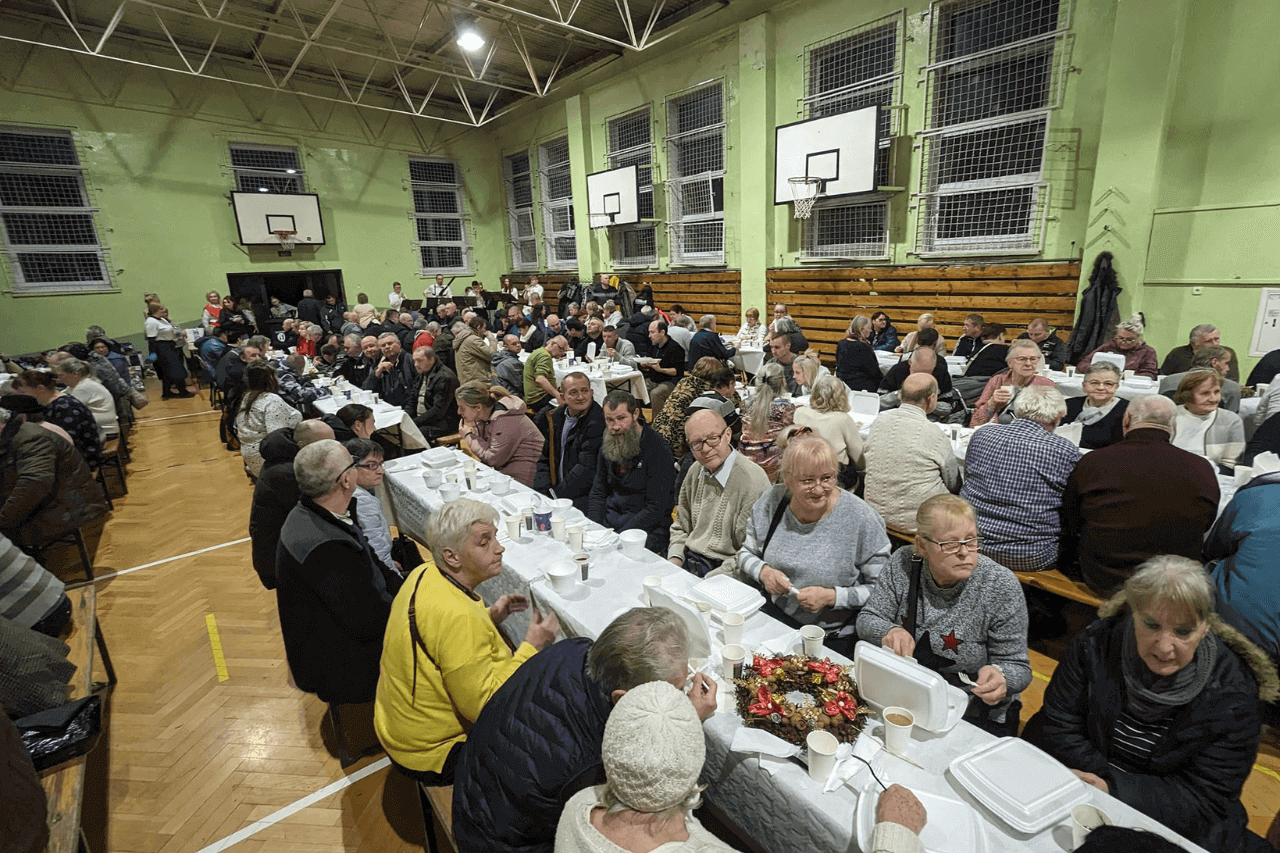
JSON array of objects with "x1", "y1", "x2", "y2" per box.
[
  {"x1": 533, "y1": 506, "x2": 553, "y2": 533},
  {"x1": 1065, "y1": 365, "x2": 1076, "y2": 377},
  {"x1": 439, "y1": 482, "x2": 461, "y2": 502},
  {"x1": 883, "y1": 706, "x2": 914, "y2": 755},
  {"x1": 722, "y1": 611, "x2": 744, "y2": 646},
  {"x1": 567, "y1": 525, "x2": 585, "y2": 551},
  {"x1": 806, "y1": 730, "x2": 839, "y2": 784},
  {"x1": 1070, "y1": 803, "x2": 1113, "y2": 849},
  {"x1": 490, "y1": 477, "x2": 510, "y2": 496},
  {"x1": 522, "y1": 509, "x2": 534, "y2": 532},
  {"x1": 445, "y1": 471, "x2": 458, "y2": 484},
  {"x1": 1123, "y1": 369, "x2": 1135, "y2": 381},
  {"x1": 800, "y1": 625, "x2": 825, "y2": 657},
  {"x1": 504, "y1": 516, "x2": 522, "y2": 542},
  {"x1": 720, "y1": 644, "x2": 747, "y2": 680},
  {"x1": 546, "y1": 562, "x2": 577, "y2": 595},
  {"x1": 1235, "y1": 464, "x2": 1254, "y2": 488},
  {"x1": 422, "y1": 468, "x2": 443, "y2": 488},
  {"x1": 641, "y1": 575, "x2": 662, "y2": 606},
  {"x1": 551, "y1": 515, "x2": 567, "y2": 541},
  {"x1": 573, "y1": 552, "x2": 590, "y2": 581}
]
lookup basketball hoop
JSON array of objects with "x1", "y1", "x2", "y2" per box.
[
  {"x1": 273, "y1": 229, "x2": 297, "y2": 251},
  {"x1": 788, "y1": 177, "x2": 823, "y2": 220}
]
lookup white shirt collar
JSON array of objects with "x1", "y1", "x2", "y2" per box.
[{"x1": 707, "y1": 449, "x2": 738, "y2": 487}]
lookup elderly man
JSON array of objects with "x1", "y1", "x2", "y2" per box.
[
  {"x1": 768, "y1": 331, "x2": 802, "y2": 396},
  {"x1": 666, "y1": 315, "x2": 695, "y2": 353},
  {"x1": 406, "y1": 345, "x2": 459, "y2": 442},
  {"x1": 276, "y1": 439, "x2": 401, "y2": 705},
  {"x1": 879, "y1": 344, "x2": 953, "y2": 395},
  {"x1": 1159, "y1": 345, "x2": 1241, "y2": 413},
  {"x1": 451, "y1": 607, "x2": 717, "y2": 853},
  {"x1": 276, "y1": 352, "x2": 326, "y2": 413},
  {"x1": 452, "y1": 315, "x2": 497, "y2": 387},
  {"x1": 363, "y1": 332, "x2": 414, "y2": 406},
  {"x1": 491, "y1": 334, "x2": 525, "y2": 396},
  {"x1": 588, "y1": 391, "x2": 676, "y2": 552},
  {"x1": 952, "y1": 312, "x2": 986, "y2": 359},
  {"x1": 296, "y1": 289, "x2": 324, "y2": 328},
  {"x1": 864, "y1": 374, "x2": 961, "y2": 532},
  {"x1": 523, "y1": 334, "x2": 569, "y2": 418},
  {"x1": 214, "y1": 335, "x2": 266, "y2": 398},
  {"x1": 599, "y1": 324, "x2": 637, "y2": 368},
  {"x1": 1161, "y1": 323, "x2": 1240, "y2": 382},
  {"x1": 1018, "y1": 318, "x2": 1069, "y2": 371},
  {"x1": 685, "y1": 314, "x2": 736, "y2": 370},
  {"x1": 668, "y1": 409, "x2": 770, "y2": 579},
  {"x1": 1061, "y1": 396, "x2": 1219, "y2": 596},
  {"x1": 51, "y1": 358, "x2": 118, "y2": 438},
  {"x1": 535, "y1": 372, "x2": 605, "y2": 513},
  {"x1": 961, "y1": 386, "x2": 1080, "y2": 572},
  {"x1": 339, "y1": 311, "x2": 362, "y2": 338},
  {"x1": 248, "y1": 419, "x2": 334, "y2": 589}
]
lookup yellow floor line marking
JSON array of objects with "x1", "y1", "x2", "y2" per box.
[
  {"x1": 1254, "y1": 764, "x2": 1280, "y2": 783},
  {"x1": 1032, "y1": 670, "x2": 1051, "y2": 683},
  {"x1": 206, "y1": 613, "x2": 230, "y2": 682}
]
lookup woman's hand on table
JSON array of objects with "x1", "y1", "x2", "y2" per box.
[
  {"x1": 759, "y1": 565, "x2": 792, "y2": 596},
  {"x1": 971, "y1": 664, "x2": 1007, "y2": 705},
  {"x1": 881, "y1": 627, "x2": 916, "y2": 658},
  {"x1": 523, "y1": 608, "x2": 560, "y2": 650},
  {"x1": 687, "y1": 673, "x2": 718, "y2": 721},
  {"x1": 1071, "y1": 769, "x2": 1109, "y2": 795},
  {"x1": 488, "y1": 594, "x2": 528, "y2": 625},
  {"x1": 795, "y1": 586, "x2": 836, "y2": 613}
]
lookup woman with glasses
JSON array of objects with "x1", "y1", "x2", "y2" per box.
[
  {"x1": 342, "y1": 438, "x2": 398, "y2": 576},
  {"x1": 738, "y1": 432, "x2": 890, "y2": 656},
  {"x1": 970, "y1": 339, "x2": 1057, "y2": 426},
  {"x1": 1077, "y1": 314, "x2": 1159, "y2": 378},
  {"x1": 793, "y1": 375, "x2": 863, "y2": 490},
  {"x1": 1059, "y1": 362, "x2": 1130, "y2": 449},
  {"x1": 857, "y1": 494, "x2": 1031, "y2": 736}
]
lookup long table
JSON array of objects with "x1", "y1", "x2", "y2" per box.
[
  {"x1": 313, "y1": 395, "x2": 430, "y2": 450},
  {"x1": 378, "y1": 450, "x2": 1208, "y2": 853}
]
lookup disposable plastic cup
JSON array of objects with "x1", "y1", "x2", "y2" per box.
[
  {"x1": 806, "y1": 730, "x2": 838, "y2": 784},
  {"x1": 801, "y1": 625, "x2": 825, "y2": 657},
  {"x1": 722, "y1": 612, "x2": 744, "y2": 646}
]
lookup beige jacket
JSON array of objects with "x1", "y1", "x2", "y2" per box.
[
  {"x1": 862, "y1": 403, "x2": 960, "y2": 532},
  {"x1": 453, "y1": 327, "x2": 498, "y2": 388}
]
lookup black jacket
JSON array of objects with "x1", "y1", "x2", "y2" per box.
[
  {"x1": 963, "y1": 342, "x2": 1010, "y2": 378},
  {"x1": 1017, "y1": 332, "x2": 1070, "y2": 371},
  {"x1": 587, "y1": 424, "x2": 675, "y2": 553},
  {"x1": 534, "y1": 402, "x2": 605, "y2": 512},
  {"x1": 404, "y1": 362, "x2": 459, "y2": 440},
  {"x1": 321, "y1": 302, "x2": 344, "y2": 334},
  {"x1": 573, "y1": 333, "x2": 604, "y2": 361},
  {"x1": 686, "y1": 329, "x2": 735, "y2": 370},
  {"x1": 952, "y1": 335, "x2": 981, "y2": 359},
  {"x1": 1247, "y1": 349, "x2": 1280, "y2": 387},
  {"x1": 215, "y1": 348, "x2": 249, "y2": 394},
  {"x1": 1023, "y1": 614, "x2": 1270, "y2": 852},
  {"x1": 296, "y1": 296, "x2": 324, "y2": 328},
  {"x1": 334, "y1": 354, "x2": 373, "y2": 388},
  {"x1": 1061, "y1": 396, "x2": 1129, "y2": 450},
  {"x1": 835, "y1": 339, "x2": 881, "y2": 393},
  {"x1": 248, "y1": 427, "x2": 301, "y2": 590},
  {"x1": 362, "y1": 352, "x2": 416, "y2": 407},
  {"x1": 878, "y1": 357, "x2": 953, "y2": 395},
  {"x1": 624, "y1": 316, "x2": 652, "y2": 357},
  {"x1": 275, "y1": 496, "x2": 397, "y2": 704}
]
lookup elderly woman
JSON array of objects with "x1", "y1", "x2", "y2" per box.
[
  {"x1": 857, "y1": 495, "x2": 1031, "y2": 735},
  {"x1": 51, "y1": 358, "x2": 118, "y2": 439},
  {"x1": 234, "y1": 362, "x2": 302, "y2": 479},
  {"x1": 790, "y1": 352, "x2": 829, "y2": 397},
  {"x1": 739, "y1": 433, "x2": 890, "y2": 652},
  {"x1": 374, "y1": 498, "x2": 560, "y2": 784},
  {"x1": 1058, "y1": 361, "x2": 1130, "y2": 449},
  {"x1": 969, "y1": 338, "x2": 1056, "y2": 426},
  {"x1": 773, "y1": 315, "x2": 809, "y2": 355},
  {"x1": 896, "y1": 313, "x2": 947, "y2": 356},
  {"x1": 1024, "y1": 556, "x2": 1278, "y2": 852},
  {"x1": 793, "y1": 375, "x2": 863, "y2": 489},
  {"x1": 739, "y1": 362, "x2": 795, "y2": 481},
  {"x1": 456, "y1": 381, "x2": 544, "y2": 486},
  {"x1": 835, "y1": 315, "x2": 882, "y2": 392},
  {"x1": 654, "y1": 359, "x2": 741, "y2": 460},
  {"x1": 144, "y1": 302, "x2": 193, "y2": 399},
  {"x1": 736, "y1": 307, "x2": 766, "y2": 347},
  {"x1": 1077, "y1": 314, "x2": 1159, "y2": 378},
  {"x1": 9, "y1": 371, "x2": 101, "y2": 467},
  {"x1": 870, "y1": 312, "x2": 899, "y2": 351},
  {"x1": 343, "y1": 438, "x2": 398, "y2": 575},
  {"x1": 1171, "y1": 369, "x2": 1245, "y2": 471},
  {"x1": 555, "y1": 681, "x2": 732, "y2": 853}
]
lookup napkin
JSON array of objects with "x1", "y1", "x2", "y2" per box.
[
  {"x1": 755, "y1": 631, "x2": 800, "y2": 658},
  {"x1": 1254, "y1": 452, "x2": 1280, "y2": 476},
  {"x1": 730, "y1": 725, "x2": 801, "y2": 775},
  {"x1": 823, "y1": 733, "x2": 882, "y2": 793}
]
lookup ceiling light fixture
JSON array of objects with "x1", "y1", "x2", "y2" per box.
[{"x1": 456, "y1": 29, "x2": 485, "y2": 52}]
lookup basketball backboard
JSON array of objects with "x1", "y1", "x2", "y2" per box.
[
  {"x1": 586, "y1": 164, "x2": 641, "y2": 228},
  {"x1": 773, "y1": 106, "x2": 880, "y2": 205},
  {"x1": 231, "y1": 192, "x2": 326, "y2": 246}
]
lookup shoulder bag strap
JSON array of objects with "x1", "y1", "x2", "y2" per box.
[
  {"x1": 759, "y1": 494, "x2": 791, "y2": 561},
  {"x1": 406, "y1": 569, "x2": 437, "y2": 701},
  {"x1": 903, "y1": 553, "x2": 924, "y2": 637}
]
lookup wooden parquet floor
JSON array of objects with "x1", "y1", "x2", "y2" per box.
[{"x1": 66, "y1": 378, "x2": 1279, "y2": 852}]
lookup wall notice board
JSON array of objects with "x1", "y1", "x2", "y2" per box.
[{"x1": 1251, "y1": 288, "x2": 1280, "y2": 357}]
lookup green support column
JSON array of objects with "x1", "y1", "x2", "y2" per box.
[
  {"x1": 736, "y1": 12, "x2": 774, "y2": 320},
  {"x1": 565, "y1": 94, "x2": 599, "y2": 280}
]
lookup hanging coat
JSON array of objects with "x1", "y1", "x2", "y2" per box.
[{"x1": 1067, "y1": 251, "x2": 1121, "y2": 362}]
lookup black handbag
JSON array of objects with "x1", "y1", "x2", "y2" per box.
[{"x1": 15, "y1": 694, "x2": 104, "y2": 772}]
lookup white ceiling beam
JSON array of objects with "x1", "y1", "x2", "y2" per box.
[
  {"x1": 612, "y1": 0, "x2": 637, "y2": 48},
  {"x1": 278, "y1": 0, "x2": 345, "y2": 87},
  {"x1": 506, "y1": 22, "x2": 543, "y2": 96},
  {"x1": 451, "y1": 78, "x2": 477, "y2": 124},
  {"x1": 43, "y1": 0, "x2": 93, "y2": 52},
  {"x1": 93, "y1": 2, "x2": 127, "y2": 53},
  {"x1": 151, "y1": 8, "x2": 193, "y2": 71},
  {"x1": 638, "y1": 0, "x2": 666, "y2": 49}
]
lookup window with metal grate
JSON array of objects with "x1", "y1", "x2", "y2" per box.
[
  {"x1": 606, "y1": 106, "x2": 658, "y2": 267},
  {"x1": 409, "y1": 157, "x2": 469, "y2": 274},
  {"x1": 539, "y1": 136, "x2": 576, "y2": 269},
  {"x1": 229, "y1": 143, "x2": 305, "y2": 194},
  {"x1": 0, "y1": 127, "x2": 111, "y2": 293},
  {"x1": 504, "y1": 151, "x2": 538, "y2": 271},
  {"x1": 665, "y1": 82, "x2": 725, "y2": 266}
]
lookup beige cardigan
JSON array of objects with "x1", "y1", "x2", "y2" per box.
[{"x1": 862, "y1": 403, "x2": 961, "y2": 531}]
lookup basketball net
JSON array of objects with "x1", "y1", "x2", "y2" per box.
[
  {"x1": 789, "y1": 177, "x2": 822, "y2": 220},
  {"x1": 274, "y1": 230, "x2": 297, "y2": 250}
]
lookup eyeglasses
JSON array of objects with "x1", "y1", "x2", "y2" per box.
[
  {"x1": 1082, "y1": 380, "x2": 1118, "y2": 389},
  {"x1": 922, "y1": 535, "x2": 981, "y2": 555},
  {"x1": 689, "y1": 429, "x2": 728, "y2": 453},
  {"x1": 1115, "y1": 335, "x2": 1139, "y2": 344},
  {"x1": 795, "y1": 474, "x2": 837, "y2": 490},
  {"x1": 354, "y1": 459, "x2": 383, "y2": 471}
]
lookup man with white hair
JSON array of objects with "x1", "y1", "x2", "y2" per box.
[
  {"x1": 1062, "y1": 395, "x2": 1219, "y2": 596},
  {"x1": 249, "y1": 419, "x2": 334, "y2": 589},
  {"x1": 363, "y1": 332, "x2": 414, "y2": 406},
  {"x1": 685, "y1": 314, "x2": 736, "y2": 371},
  {"x1": 275, "y1": 439, "x2": 400, "y2": 704},
  {"x1": 1161, "y1": 323, "x2": 1240, "y2": 382},
  {"x1": 961, "y1": 385, "x2": 1081, "y2": 572}
]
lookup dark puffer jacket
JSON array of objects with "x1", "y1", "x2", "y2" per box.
[
  {"x1": 248, "y1": 427, "x2": 301, "y2": 589},
  {"x1": 452, "y1": 638, "x2": 612, "y2": 853},
  {"x1": 0, "y1": 419, "x2": 109, "y2": 549},
  {"x1": 1023, "y1": 609, "x2": 1279, "y2": 852},
  {"x1": 534, "y1": 401, "x2": 605, "y2": 513}
]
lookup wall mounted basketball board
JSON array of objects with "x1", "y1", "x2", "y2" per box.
[
  {"x1": 773, "y1": 106, "x2": 880, "y2": 205},
  {"x1": 231, "y1": 192, "x2": 327, "y2": 245},
  {"x1": 586, "y1": 164, "x2": 641, "y2": 228}
]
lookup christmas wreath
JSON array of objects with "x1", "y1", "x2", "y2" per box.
[{"x1": 733, "y1": 654, "x2": 871, "y2": 747}]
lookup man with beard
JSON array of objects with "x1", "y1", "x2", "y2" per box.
[{"x1": 587, "y1": 391, "x2": 675, "y2": 553}]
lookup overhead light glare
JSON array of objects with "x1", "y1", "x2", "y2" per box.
[
  {"x1": 257, "y1": 186, "x2": 269, "y2": 192},
  {"x1": 285, "y1": 168, "x2": 297, "y2": 174},
  {"x1": 456, "y1": 29, "x2": 485, "y2": 52}
]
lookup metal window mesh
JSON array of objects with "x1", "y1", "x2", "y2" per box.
[
  {"x1": 612, "y1": 226, "x2": 657, "y2": 267},
  {"x1": 607, "y1": 107, "x2": 655, "y2": 220},
  {"x1": 0, "y1": 127, "x2": 109, "y2": 291},
  {"x1": 504, "y1": 152, "x2": 537, "y2": 270},
  {"x1": 229, "y1": 143, "x2": 305, "y2": 194},
  {"x1": 666, "y1": 82, "x2": 725, "y2": 264},
  {"x1": 410, "y1": 156, "x2": 468, "y2": 274},
  {"x1": 802, "y1": 200, "x2": 889, "y2": 260},
  {"x1": 540, "y1": 136, "x2": 576, "y2": 268},
  {"x1": 419, "y1": 246, "x2": 464, "y2": 269}
]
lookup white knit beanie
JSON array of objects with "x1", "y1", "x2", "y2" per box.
[{"x1": 602, "y1": 680, "x2": 706, "y2": 813}]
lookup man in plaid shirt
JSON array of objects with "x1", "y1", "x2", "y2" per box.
[{"x1": 961, "y1": 386, "x2": 1080, "y2": 571}]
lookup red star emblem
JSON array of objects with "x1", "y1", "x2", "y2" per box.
[{"x1": 941, "y1": 630, "x2": 964, "y2": 653}]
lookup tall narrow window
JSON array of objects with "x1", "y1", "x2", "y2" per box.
[
  {"x1": 503, "y1": 152, "x2": 537, "y2": 271},
  {"x1": 800, "y1": 14, "x2": 903, "y2": 260},
  {"x1": 539, "y1": 136, "x2": 576, "y2": 269},
  {"x1": 409, "y1": 157, "x2": 469, "y2": 274},
  {"x1": 606, "y1": 106, "x2": 657, "y2": 267},
  {"x1": 229, "y1": 143, "x2": 305, "y2": 194},
  {"x1": 0, "y1": 127, "x2": 111, "y2": 293},
  {"x1": 665, "y1": 81, "x2": 725, "y2": 265},
  {"x1": 916, "y1": 0, "x2": 1067, "y2": 255}
]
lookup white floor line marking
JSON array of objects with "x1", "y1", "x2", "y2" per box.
[
  {"x1": 65, "y1": 537, "x2": 251, "y2": 588},
  {"x1": 137, "y1": 409, "x2": 221, "y2": 423},
  {"x1": 194, "y1": 758, "x2": 391, "y2": 853}
]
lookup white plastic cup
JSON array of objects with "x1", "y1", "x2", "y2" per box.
[
  {"x1": 720, "y1": 643, "x2": 747, "y2": 680},
  {"x1": 546, "y1": 562, "x2": 577, "y2": 595},
  {"x1": 573, "y1": 552, "x2": 590, "y2": 581},
  {"x1": 722, "y1": 611, "x2": 744, "y2": 646},
  {"x1": 806, "y1": 730, "x2": 839, "y2": 784},
  {"x1": 620, "y1": 529, "x2": 647, "y2": 558},
  {"x1": 523, "y1": 508, "x2": 534, "y2": 531},
  {"x1": 422, "y1": 468, "x2": 443, "y2": 488},
  {"x1": 1066, "y1": 365, "x2": 1076, "y2": 377},
  {"x1": 504, "y1": 516, "x2": 522, "y2": 542},
  {"x1": 1235, "y1": 464, "x2": 1254, "y2": 488},
  {"x1": 883, "y1": 706, "x2": 914, "y2": 755},
  {"x1": 1070, "y1": 804, "x2": 1113, "y2": 849},
  {"x1": 490, "y1": 477, "x2": 510, "y2": 496},
  {"x1": 1123, "y1": 369, "x2": 1135, "y2": 381},
  {"x1": 567, "y1": 525, "x2": 585, "y2": 551},
  {"x1": 800, "y1": 625, "x2": 825, "y2": 657},
  {"x1": 641, "y1": 575, "x2": 662, "y2": 606},
  {"x1": 439, "y1": 482, "x2": 461, "y2": 502},
  {"x1": 551, "y1": 515, "x2": 567, "y2": 541}
]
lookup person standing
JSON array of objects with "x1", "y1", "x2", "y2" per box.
[
  {"x1": 523, "y1": 335, "x2": 569, "y2": 420},
  {"x1": 145, "y1": 302, "x2": 193, "y2": 398},
  {"x1": 453, "y1": 315, "x2": 498, "y2": 387}
]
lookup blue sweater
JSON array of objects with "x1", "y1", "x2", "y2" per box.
[{"x1": 1208, "y1": 477, "x2": 1280, "y2": 666}]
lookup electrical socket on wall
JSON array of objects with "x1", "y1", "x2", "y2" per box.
[{"x1": 1192, "y1": 287, "x2": 1203, "y2": 296}]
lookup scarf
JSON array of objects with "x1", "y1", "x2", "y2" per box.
[
  {"x1": 1121, "y1": 615, "x2": 1216, "y2": 722},
  {"x1": 1076, "y1": 397, "x2": 1120, "y2": 426}
]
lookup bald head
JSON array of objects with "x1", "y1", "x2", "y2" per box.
[
  {"x1": 685, "y1": 408, "x2": 727, "y2": 437},
  {"x1": 901, "y1": 373, "x2": 938, "y2": 411},
  {"x1": 1124, "y1": 395, "x2": 1176, "y2": 434},
  {"x1": 908, "y1": 348, "x2": 937, "y2": 373},
  {"x1": 294, "y1": 419, "x2": 334, "y2": 448}
]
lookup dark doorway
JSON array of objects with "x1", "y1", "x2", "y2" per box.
[{"x1": 225, "y1": 269, "x2": 346, "y2": 314}]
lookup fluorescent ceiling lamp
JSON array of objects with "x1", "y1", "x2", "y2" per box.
[{"x1": 456, "y1": 29, "x2": 485, "y2": 51}]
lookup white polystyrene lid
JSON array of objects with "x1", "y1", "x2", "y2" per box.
[
  {"x1": 948, "y1": 737, "x2": 1089, "y2": 833},
  {"x1": 688, "y1": 575, "x2": 765, "y2": 617},
  {"x1": 852, "y1": 641, "x2": 952, "y2": 732},
  {"x1": 855, "y1": 784, "x2": 986, "y2": 853}
]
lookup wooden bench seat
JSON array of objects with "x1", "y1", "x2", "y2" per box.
[
  {"x1": 418, "y1": 783, "x2": 457, "y2": 853},
  {"x1": 1012, "y1": 568, "x2": 1103, "y2": 609}
]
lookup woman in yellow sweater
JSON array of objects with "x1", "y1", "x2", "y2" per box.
[{"x1": 374, "y1": 498, "x2": 560, "y2": 783}]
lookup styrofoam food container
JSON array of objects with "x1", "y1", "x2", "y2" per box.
[
  {"x1": 856, "y1": 783, "x2": 987, "y2": 853},
  {"x1": 619, "y1": 529, "x2": 647, "y2": 557},
  {"x1": 687, "y1": 575, "x2": 765, "y2": 619},
  {"x1": 852, "y1": 641, "x2": 966, "y2": 734},
  {"x1": 948, "y1": 737, "x2": 1090, "y2": 834},
  {"x1": 418, "y1": 447, "x2": 457, "y2": 469},
  {"x1": 545, "y1": 562, "x2": 578, "y2": 595}
]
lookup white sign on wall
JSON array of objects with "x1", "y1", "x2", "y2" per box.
[{"x1": 1250, "y1": 288, "x2": 1280, "y2": 357}]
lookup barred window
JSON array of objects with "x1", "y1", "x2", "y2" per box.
[
  {"x1": 409, "y1": 157, "x2": 469, "y2": 274},
  {"x1": 665, "y1": 82, "x2": 725, "y2": 265},
  {"x1": 229, "y1": 143, "x2": 305, "y2": 194},
  {"x1": 607, "y1": 107, "x2": 657, "y2": 267},
  {"x1": 916, "y1": 0, "x2": 1067, "y2": 255},
  {"x1": 503, "y1": 152, "x2": 538, "y2": 271},
  {"x1": 800, "y1": 14, "x2": 903, "y2": 260},
  {"x1": 539, "y1": 136, "x2": 576, "y2": 269},
  {"x1": 0, "y1": 127, "x2": 111, "y2": 293}
]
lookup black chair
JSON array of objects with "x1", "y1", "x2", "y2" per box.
[
  {"x1": 327, "y1": 703, "x2": 383, "y2": 768},
  {"x1": 29, "y1": 528, "x2": 94, "y2": 581}
]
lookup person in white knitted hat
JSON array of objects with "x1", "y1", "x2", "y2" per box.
[{"x1": 553, "y1": 680, "x2": 732, "y2": 853}]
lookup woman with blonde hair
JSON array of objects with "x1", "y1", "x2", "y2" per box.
[
  {"x1": 897, "y1": 313, "x2": 947, "y2": 356},
  {"x1": 1077, "y1": 314, "x2": 1159, "y2": 378},
  {"x1": 794, "y1": 374, "x2": 862, "y2": 489},
  {"x1": 456, "y1": 380, "x2": 544, "y2": 486},
  {"x1": 1171, "y1": 369, "x2": 1245, "y2": 470},
  {"x1": 790, "y1": 352, "x2": 829, "y2": 397},
  {"x1": 739, "y1": 362, "x2": 795, "y2": 482},
  {"x1": 835, "y1": 315, "x2": 881, "y2": 392}
]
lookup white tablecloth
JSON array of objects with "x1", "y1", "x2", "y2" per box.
[
  {"x1": 731, "y1": 345, "x2": 765, "y2": 375},
  {"x1": 556, "y1": 362, "x2": 649, "y2": 405},
  {"x1": 378, "y1": 451, "x2": 1206, "y2": 853},
  {"x1": 880, "y1": 352, "x2": 965, "y2": 378},
  {"x1": 313, "y1": 395, "x2": 430, "y2": 450}
]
